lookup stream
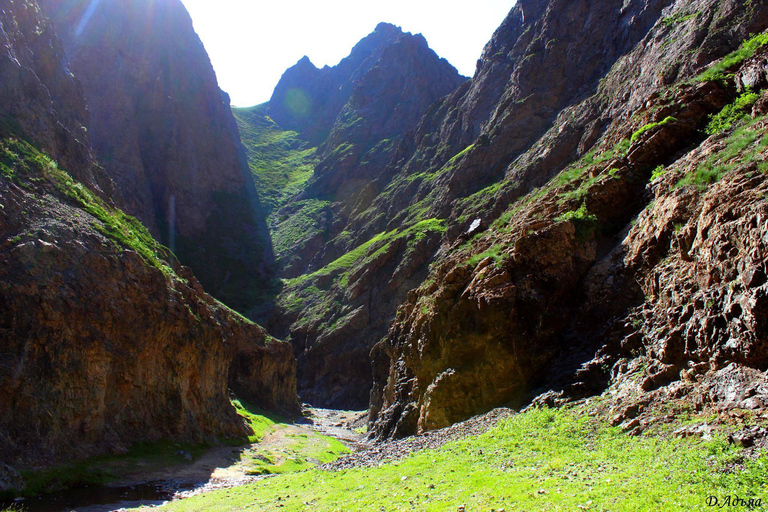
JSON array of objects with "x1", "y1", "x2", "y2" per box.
[{"x1": 1, "y1": 409, "x2": 366, "y2": 512}]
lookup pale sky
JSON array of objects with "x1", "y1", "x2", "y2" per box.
[{"x1": 180, "y1": 0, "x2": 515, "y2": 107}]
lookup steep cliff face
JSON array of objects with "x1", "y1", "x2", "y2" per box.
[
  {"x1": 0, "y1": 137, "x2": 297, "y2": 465},
  {"x1": 369, "y1": 0, "x2": 768, "y2": 438},
  {"x1": 38, "y1": 0, "x2": 273, "y2": 314},
  {"x1": 0, "y1": 0, "x2": 111, "y2": 195},
  {"x1": 236, "y1": 24, "x2": 465, "y2": 408},
  {"x1": 0, "y1": 0, "x2": 297, "y2": 470}
]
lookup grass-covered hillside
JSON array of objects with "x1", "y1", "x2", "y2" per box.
[
  {"x1": 161, "y1": 401, "x2": 768, "y2": 511},
  {"x1": 232, "y1": 104, "x2": 317, "y2": 216}
]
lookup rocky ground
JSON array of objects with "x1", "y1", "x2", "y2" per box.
[{"x1": 322, "y1": 408, "x2": 514, "y2": 471}]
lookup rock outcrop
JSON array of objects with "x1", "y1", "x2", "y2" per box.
[
  {"x1": 369, "y1": 0, "x2": 768, "y2": 438},
  {"x1": 38, "y1": 0, "x2": 273, "y2": 314},
  {"x1": 0, "y1": 0, "x2": 298, "y2": 472}
]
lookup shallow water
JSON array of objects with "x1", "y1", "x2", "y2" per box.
[{"x1": 0, "y1": 480, "x2": 198, "y2": 512}]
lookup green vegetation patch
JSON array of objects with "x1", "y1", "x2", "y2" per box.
[
  {"x1": 272, "y1": 198, "x2": 332, "y2": 259},
  {"x1": 466, "y1": 245, "x2": 504, "y2": 268},
  {"x1": 555, "y1": 203, "x2": 599, "y2": 237},
  {"x1": 678, "y1": 115, "x2": 768, "y2": 188},
  {"x1": 232, "y1": 105, "x2": 317, "y2": 214},
  {"x1": 161, "y1": 406, "x2": 768, "y2": 511},
  {"x1": 695, "y1": 32, "x2": 768, "y2": 84},
  {"x1": 232, "y1": 398, "x2": 283, "y2": 444},
  {"x1": 0, "y1": 137, "x2": 173, "y2": 274},
  {"x1": 706, "y1": 92, "x2": 760, "y2": 135},
  {"x1": 230, "y1": 399, "x2": 349, "y2": 477},
  {"x1": 286, "y1": 218, "x2": 446, "y2": 289},
  {"x1": 280, "y1": 219, "x2": 446, "y2": 333},
  {"x1": 631, "y1": 116, "x2": 677, "y2": 142},
  {"x1": 661, "y1": 11, "x2": 699, "y2": 27}
]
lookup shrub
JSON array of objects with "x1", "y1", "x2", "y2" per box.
[
  {"x1": 631, "y1": 116, "x2": 676, "y2": 143},
  {"x1": 706, "y1": 92, "x2": 760, "y2": 135}
]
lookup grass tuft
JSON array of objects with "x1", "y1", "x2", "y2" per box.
[{"x1": 695, "y1": 32, "x2": 768, "y2": 84}]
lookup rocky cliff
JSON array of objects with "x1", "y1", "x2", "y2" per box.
[
  {"x1": 369, "y1": 0, "x2": 768, "y2": 438},
  {"x1": 38, "y1": 0, "x2": 273, "y2": 314},
  {"x1": 236, "y1": 24, "x2": 466, "y2": 408},
  {"x1": 0, "y1": 0, "x2": 297, "y2": 473}
]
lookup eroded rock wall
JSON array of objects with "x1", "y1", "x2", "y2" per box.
[{"x1": 369, "y1": 0, "x2": 768, "y2": 439}]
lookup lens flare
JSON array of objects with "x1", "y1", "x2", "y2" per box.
[{"x1": 285, "y1": 88, "x2": 312, "y2": 118}]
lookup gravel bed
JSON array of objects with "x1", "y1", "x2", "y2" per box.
[{"x1": 321, "y1": 408, "x2": 514, "y2": 471}]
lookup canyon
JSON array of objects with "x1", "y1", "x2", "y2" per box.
[{"x1": 1, "y1": 0, "x2": 768, "y2": 507}]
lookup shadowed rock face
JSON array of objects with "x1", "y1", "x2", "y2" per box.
[
  {"x1": 268, "y1": 22, "x2": 416, "y2": 145},
  {"x1": 0, "y1": 0, "x2": 298, "y2": 469},
  {"x1": 39, "y1": 0, "x2": 274, "y2": 314},
  {"x1": 0, "y1": 0, "x2": 112, "y2": 195},
  {"x1": 0, "y1": 172, "x2": 298, "y2": 464},
  {"x1": 369, "y1": 0, "x2": 768, "y2": 439}
]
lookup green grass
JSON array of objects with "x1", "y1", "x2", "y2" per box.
[
  {"x1": 228, "y1": 400, "x2": 350, "y2": 477},
  {"x1": 706, "y1": 91, "x2": 760, "y2": 135},
  {"x1": 232, "y1": 104, "x2": 317, "y2": 215},
  {"x1": 631, "y1": 116, "x2": 677, "y2": 142},
  {"x1": 695, "y1": 32, "x2": 768, "y2": 83},
  {"x1": 279, "y1": 218, "x2": 446, "y2": 333},
  {"x1": 677, "y1": 115, "x2": 768, "y2": 189},
  {"x1": 651, "y1": 164, "x2": 668, "y2": 180},
  {"x1": 232, "y1": 398, "x2": 284, "y2": 444},
  {"x1": 555, "y1": 203, "x2": 599, "y2": 237},
  {"x1": 241, "y1": 432, "x2": 349, "y2": 477},
  {"x1": 285, "y1": 218, "x2": 446, "y2": 289},
  {"x1": 271, "y1": 198, "x2": 332, "y2": 261},
  {"x1": 466, "y1": 245, "x2": 504, "y2": 268},
  {"x1": 0, "y1": 137, "x2": 174, "y2": 275},
  {"x1": 661, "y1": 11, "x2": 699, "y2": 27},
  {"x1": 161, "y1": 406, "x2": 768, "y2": 511}
]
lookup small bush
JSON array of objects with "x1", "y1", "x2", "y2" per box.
[
  {"x1": 651, "y1": 165, "x2": 667, "y2": 180},
  {"x1": 631, "y1": 116, "x2": 677, "y2": 142},
  {"x1": 706, "y1": 92, "x2": 760, "y2": 134},
  {"x1": 555, "y1": 203, "x2": 598, "y2": 237}
]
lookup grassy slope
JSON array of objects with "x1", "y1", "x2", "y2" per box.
[
  {"x1": 232, "y1": 105, "x2": 331, "y2": 270},
  {"x1": 278, "y1": 218, "x2": 446, "y2": 336},
  {"x1": 161, "y1": 404, "x2": 768, "y2": 511},
  {"x1": 0, "y1": 136, "x2": 175, "y2": 275},
  {"x1": 231, "y1": 104, "x2": 317, "y2": 216}
]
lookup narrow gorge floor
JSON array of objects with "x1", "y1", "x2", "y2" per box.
[{"x1": 5, "y1": 408, "x2": 366, "y2": 512}]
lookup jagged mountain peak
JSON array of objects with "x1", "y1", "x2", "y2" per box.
[
  {"x1": 267, "y1": 21, "x2": 461, "y2": 143},
  {"x1": 295, "y1": 54, "x2": 316, "y2": 68}
]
